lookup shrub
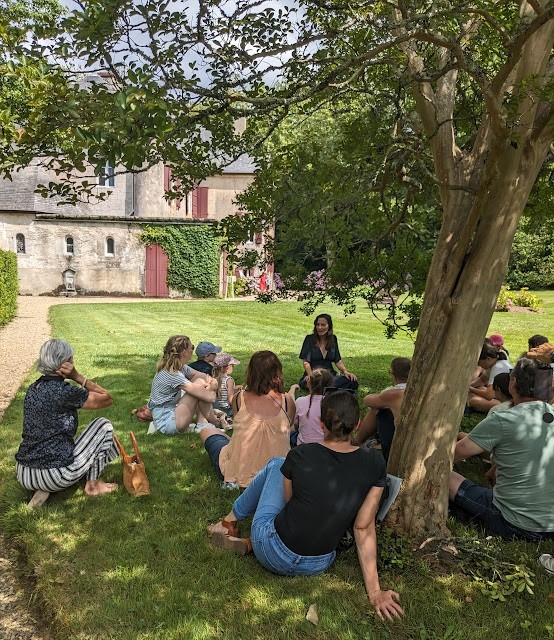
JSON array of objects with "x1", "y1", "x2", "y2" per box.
[
  {"x1": 506, "y1": 228, "x2": 554, "y2": 289},
  {"x1": 495, "y1": 286, "x2": 541, "y2": 312},
  {"x1": 0, "y1": 249, "x2": 18, "y2": 326}
]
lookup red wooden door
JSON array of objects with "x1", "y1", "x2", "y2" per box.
[{"x1": 145, "y1": 243, "x2": 169, "y2": 297}]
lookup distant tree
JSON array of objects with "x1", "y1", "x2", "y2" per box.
[{"x1": 0, "y1": 0, "x2": 553, "y2": 535}]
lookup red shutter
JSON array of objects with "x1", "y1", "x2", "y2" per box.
[
  {"x1": 255, "y1": 231, "x2": 263, "y2": 245},
  {"x1": 163, "y1": 166, "x2": 172, "y2": 192},
  {"x1": 192, "y1": 187, "x2": 208, "y2": 219}
]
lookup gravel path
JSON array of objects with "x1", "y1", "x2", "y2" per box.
[{"x1": 0, "y1": 295, "x2": 148, "y2": 640}]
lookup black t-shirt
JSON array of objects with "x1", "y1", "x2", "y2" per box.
[
  {"x1": 274, "y1": 443, "x2": 386, "y2": 556},
  {"x1": 298, "y1": 334, "x2": 341, "y2": 373},
  {"x1": 189, "y1": 360, "x2": 213, "y2": 375},
  {"x1": 16, "y1": 376, "x2": 88, "y2": 468}
]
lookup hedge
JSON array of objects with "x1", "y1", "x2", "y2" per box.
[{"x1": 0, "y1": 249, "x2": 18, "y2": 326}]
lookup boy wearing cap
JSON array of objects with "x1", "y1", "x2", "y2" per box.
[{"x1": 189, "y1": 341, "x2": 222, "y2": 376}]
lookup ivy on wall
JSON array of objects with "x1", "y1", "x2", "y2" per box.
[
  {"x1": 0, "y1": 249, "x2": 18, "y2": 326},
  {"x1": 139, "y1": 225, "x2": 220, "y2": 298}
]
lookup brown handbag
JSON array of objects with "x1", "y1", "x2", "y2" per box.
[{"x1": 113, "y1": 431, "x2": 151, "y2": 497}]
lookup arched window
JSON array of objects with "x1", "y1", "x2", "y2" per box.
[
  {"x1": 16, "y1": 233, "x2": 26, "y2": 254},
  {"x1": 65, "y1": 236, "x2": 74, "y2": 254},
  {"x1": 105, "y1": 237, "x2": 115, "y2": 256}
]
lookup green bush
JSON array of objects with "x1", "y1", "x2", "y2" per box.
[
  {"x1": 139, "y1": 225, "x2": 220, "y2": 297},
  {"x1": 495, "y1": 286, "x2": 541, "y2": 312},
  {"x1": 506, "y1": 228, "x2": 554, "y2": 289},
  {"x1": 0, "y1": 249, "x2": 18, "y2": 326}
]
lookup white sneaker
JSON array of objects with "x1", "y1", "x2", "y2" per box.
[
  {"x1": 147, "y1": 421, "x2": 157, "y2": 435},
  {"x1": 194, "y1": 422, "x2": 215, "y2": 433},
  {"x1": 539, "y1": 554, "x2": 554, "y2": 575}
]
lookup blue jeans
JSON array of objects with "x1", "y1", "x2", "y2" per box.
[
  {"x1": 232, "y1": 457, "x2": 336, "y2": 576},
  {"x1": 453, "y1": 479, "x2": 554, "y2": 541}
]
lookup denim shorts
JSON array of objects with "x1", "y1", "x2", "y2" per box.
[
  {"x1": 453, "y1": 479, "x2": 553, "y2": 541},
  {"x1": 151, "y1": 405, "x2": 178, "y2": 435},
  {"x1": 204, "y1": 434, "x2": 228, "y2": 480}
]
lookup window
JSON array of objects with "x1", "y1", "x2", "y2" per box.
[
  {"x1": 105, "y1": 237, "x2": 115, "y2": 256},
  {"x1": 191, "y1": 187, "x2": 208, "y2": 219},
  {"x1": 16, "y1": 233, "x2": 25, "y2": 254},
  {"x1": 65, "y1": 236, "x2": 74, "y2": 254},
  {"x1": 98, "y1": 162, "x2": 115, "y2": 187}
]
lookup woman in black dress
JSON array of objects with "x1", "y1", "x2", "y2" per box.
[{"x1": 299, "y1": 314, "x2": 358, "y2": 390}]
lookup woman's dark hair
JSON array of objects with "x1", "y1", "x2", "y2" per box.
[
  {"x1": 312, "y1": 313, "x2": 334, "y2": 350},
  {"x1": 510, "y1": 358, "x2": 537, "y2": 398},
  {"x1": 528, "y1": 334, "x2": 549, "y2": 349},
  {"x1": 479, "y1": 345, "x2": 498, "y2": 362},
  {"x1": 245, "y1": 351, "x2": 284, "y2": 395},
  {"x1": 320, "y1": 390, "x2": 360, "y2": 441},
  {"x1": 306, "y1": 368, "x2": 334, "y2": 417},
  {"x1": 492, "y1": 372, "x2": 512, "y2": 399}
]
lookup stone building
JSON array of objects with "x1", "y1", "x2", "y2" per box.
[{"x1": 0, "y1": 157, "x2": 264, "y2": 297}]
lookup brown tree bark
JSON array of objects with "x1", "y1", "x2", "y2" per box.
[{"x1": 385, "y1": 6, "x2": 554, "y2": 535}]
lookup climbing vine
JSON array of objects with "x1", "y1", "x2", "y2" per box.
[{"x1": 139, "y1": 225, "x2": 220, "y2": 298}]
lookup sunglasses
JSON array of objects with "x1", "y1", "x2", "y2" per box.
[{"x1": 323, "y1": 387, "x2": 357, "y2": 396}]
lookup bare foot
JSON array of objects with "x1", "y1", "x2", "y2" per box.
[
  {"x1": 28, "y1": 490, "x2": 50, "y2": 508},
  {"x1": 84, "y1": 480, "x2": 118, "y2": 496}
]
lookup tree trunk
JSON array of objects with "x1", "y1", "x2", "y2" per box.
[{"x1": 385, "y1": 142, "x2": 550, "y2": 535}]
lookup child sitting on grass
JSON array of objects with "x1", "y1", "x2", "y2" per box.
[
  {"x1": 147, "y1": 335, "x2": 222, "y2": 435},
  {"x1": 292, "y1": 368, "x2": 333, "y2": 445},
  {"x1": 212, "y1": 353, "x2": 240, "y2": 421}
]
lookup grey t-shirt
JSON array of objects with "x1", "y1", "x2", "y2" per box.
[{"x1": 468, "y1": 401, "x2": 554, "y2": 532}]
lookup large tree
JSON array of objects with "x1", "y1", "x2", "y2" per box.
[{"x1": 2, "y1": 0, "x2": 553, "y2": 534}]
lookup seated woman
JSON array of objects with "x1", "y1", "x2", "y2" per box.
[
  {"x1": 148, "y1": 335, "x2": 222, "y2": 434},
  {"x1": 201, "y1": 351, "x2": 296, "y2": 488},
  {"x1": 207, "y1": 390, "x2": 404, "y2": 621},
  {"x1": 298, "y1": 314, "x2": 358, "y2": 391},
  {"x1": 467, "y1": 345, "x2": 511, "y2": 413},
  {"x1": 15, "y1": 339, "x2": 119, "y2": 507}
]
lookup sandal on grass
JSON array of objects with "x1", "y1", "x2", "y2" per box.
[{"x1": 208, "y1": 519, "x2": 252, "y2": 555}]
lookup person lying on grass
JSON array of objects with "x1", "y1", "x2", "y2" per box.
[
  {"x1": 147, "y1": 335, "x2": 225, "y2": 434},
  {"x1": 15, "y1": 339, "x2": 119, "y2": 508},
  {"x1": 201, "y1": 350, "x2": 296, "y2": 488},
  {"x1": 207, "y1": 390, "x2": 404, "y2": 621}
]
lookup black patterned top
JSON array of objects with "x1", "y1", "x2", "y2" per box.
[{"x1": 15, "y1": 376, "x2": 89, "y2": 469}]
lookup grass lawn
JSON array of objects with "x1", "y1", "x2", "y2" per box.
[{"x1": 0, "y1": 296, "x2": 553, "y2": 640}]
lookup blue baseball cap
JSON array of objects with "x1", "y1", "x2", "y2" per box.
[{"x1": 195, "y1": 341, "x2": 222, "y2": 357}]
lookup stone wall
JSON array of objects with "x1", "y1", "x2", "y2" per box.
[{"x1": 0, "y1": 214, "x2": 145, "y2": 295}]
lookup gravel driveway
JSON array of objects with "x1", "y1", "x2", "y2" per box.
[{"x1": 0, "y1": 295, "x2": 147, "y2": 640}]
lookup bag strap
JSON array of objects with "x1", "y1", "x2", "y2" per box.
[
  {"x1": 130, "y1": 432, "x2": 142, "y2": 463},
  {"x1": 113, "y1": 434, "x2": 132, "y2": 464}
]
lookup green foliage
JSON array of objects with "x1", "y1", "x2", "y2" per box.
[
  {"x1": 506, "y1": 226, "x2": 554, "y2": 289},
  {"x1": 139, "y1": 225, "x2": 219, "y2": 298},
  {"x1": 457, "y1": 538, "x2": 535, "y2": 602},
  {"x1": 495, "y1": 286, "x2": 541, "y2": 312},
  {"x1": 0, "y1": 249, "x2": 18, "y2": 326}
]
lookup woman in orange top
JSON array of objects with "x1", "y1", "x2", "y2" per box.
[{"x1": 200, "y1": 351, "x2": 296, "y2": 488}]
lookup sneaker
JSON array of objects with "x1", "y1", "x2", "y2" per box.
[
  {"x1": 187, "y1": 423, "x2": 197, "y2": 432},
  {"x1": 147, "y1": 421, "x2": 157, "y2": 435},
  {"x1": 539, "y1": 554, "x2": 554, "y2": 575},
  {"x1": 221, "y1": 481, "x2": 239, "y2": 490},
  {"x1": 195, "y1": 422, "x2": 215, "y2": 433}
]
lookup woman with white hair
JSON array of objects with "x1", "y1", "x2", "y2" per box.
[{"x1": 15, "y1": 339, "x2": 119, "y2": 507}]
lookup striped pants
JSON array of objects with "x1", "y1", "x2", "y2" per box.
[{"x1": 16, "y1": 417, "x2": 119, "y2": 492}]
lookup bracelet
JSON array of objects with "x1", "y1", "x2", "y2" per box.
[{"x1": 81, "y1": 377, "x2": 87, "y2": 388}]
